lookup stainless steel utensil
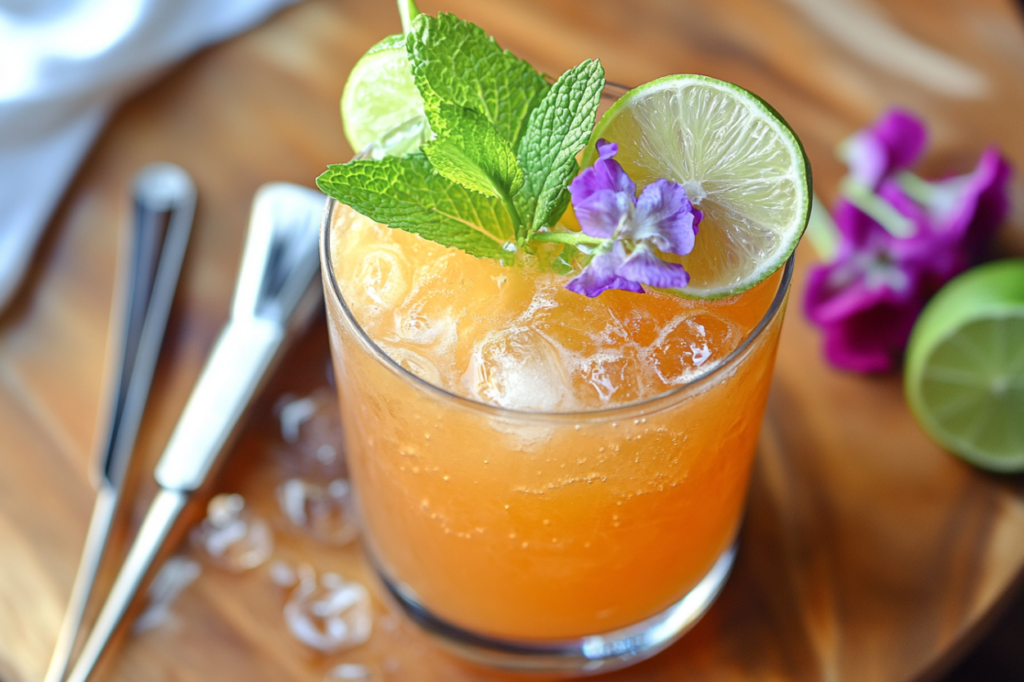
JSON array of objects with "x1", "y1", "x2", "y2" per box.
[
  {"x1": 45, "y1": 163, "x2": 196, "y2": 682},
  {"x1": 63, "y1": 182, "x2": 326, "y2": 682}
]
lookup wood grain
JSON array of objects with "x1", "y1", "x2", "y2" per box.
[{"x1": 1, "y1": 0, "x2": 1023, "y2": 680}]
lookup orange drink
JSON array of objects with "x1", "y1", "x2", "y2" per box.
[
  {"x1": 321, "y1": 201, "x2": 793, "y2": 669},
  {"x1": 318, "y1": 5, "x2": 809, "y2": 673}
]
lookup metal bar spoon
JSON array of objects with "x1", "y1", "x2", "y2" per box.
[
  {"x1": 45, "y1": 164, "x2": 196, "y2": 682},
  {"x1": 63, "y1": 182, "x2": 326, "y2": 682}
]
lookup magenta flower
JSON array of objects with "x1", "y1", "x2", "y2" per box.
[
  {"x1": 804, "y1": 199, "x2": 931, "y2": 372},
  {"x1": 805, "y1": 110, "x2": 1012, "y2": 373},
  {"x1": 839, "y1": 108, "x2": 927, "y2": 189},
  {"x1": 566, "y1": 140, "x2": 702, "y2": 297}
]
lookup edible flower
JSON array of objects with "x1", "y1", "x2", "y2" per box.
[
  {"x1": 839, "y1": 109, "x2": 927, "y2": 190},
  {"x1": 805, "y1": 110, "x2": 1012, "y2": 373},
  {"x1": 566, "y1": 140, "x2": 702, "y2": 297}
]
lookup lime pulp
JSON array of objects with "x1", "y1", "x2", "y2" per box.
[
  {"x1": 341, "y1": 34, "x2": 425, "y2": 154},
  {"x1": 904, "y1": 260, "x2": 1024, "y2": 472},
  {"x1": 583, "y1": 74, "x2": 811, "y2": 299}
]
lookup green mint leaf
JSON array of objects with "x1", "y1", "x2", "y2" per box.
[
  {"x1": 316, "y1": 153, "x2": 515, "y2": 262},
  {"x1": 514, "y1": 58, "x2": 605, "y2": 236},
  {"x1": 423, "y1": 104, "x2": 524, "y2": 198},
  {"x1": 407, "y1": 13, "x2": 549, "y2": 147}
]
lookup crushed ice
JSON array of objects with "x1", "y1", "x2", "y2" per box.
[
  {"x1": 190, "y1": 493, "x2": 273, "y2": 571},
  {"x1": 277, "y1": 478, "x2": 359, "y2": 545},
  {"x1": 284, "y1": 567, "x2": 372, "y2": 652},
  {"x1": 324, "y1": 663, "x2": 376, "y2": 681},
  {"x1": 134, "y1": 556, "x2": 201, "y2": 634},
  {"x1": 275, "y1": 389, "x2": 347, "y2": 478}
]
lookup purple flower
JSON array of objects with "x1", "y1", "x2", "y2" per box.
[
  {"x1": 839, "y1": 109, "x2": 927, "y2": 190},
  {"x1": 804, "y1": 199, "x2": 931, "y2": 372},
  {"x1": 565, "y1": 241, "x2": 643, "y2": 297},
  {"x1": 912, "y1": 147, "x2": 1012, "y2": 269},
  {"x1": 565, "y1": 140, "x2": 702, "y2": 297},
  {"x1": 805, "y1": 129, "x2": 1012, "y2": 373}
]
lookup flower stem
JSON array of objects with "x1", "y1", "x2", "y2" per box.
[
  {"x1": 530, "y1": 232, "x2": 606, "y2": 247},
  {"x1": 839, "y1": 177, "x2": 915, "y2": 238},
  {"x1": 895, "y1": 171, "x2": 937, "y2": 205},
  {"x1": 399, "y1": 0, "x2": 420, "y2": 33},
  {"x1": 496, "y1": 188, "x2": 527, "y2": 248}
]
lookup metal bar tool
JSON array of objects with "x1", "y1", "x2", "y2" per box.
[
  {"x1": 64, "y1": 182, "x2": 326, "y2": 682},
  {"x1": 45, "y1": 164, "x2": 196, "y2": 682}
]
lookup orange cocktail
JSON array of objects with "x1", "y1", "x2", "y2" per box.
[
  {"x1": 318, "y1": 4, "x2": 809, "y2": 673},
  {"x1": 322, "y1": 202, "x2": 791, "y2": 643}
]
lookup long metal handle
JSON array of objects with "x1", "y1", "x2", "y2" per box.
[
  {"x1": 155, "y1": 317, "x2": 283, "y2": 491},
  {"x1": 64, "y1": 490, "x2": 189, "y2": 682},
  {"x1": 55, "y1": 182, "x2": 324, "y2": 682},
  {"x1": 45, "y1": 164, "x2": 195, "y2": 682}
]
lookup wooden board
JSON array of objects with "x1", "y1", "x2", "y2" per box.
[{"x1": 2, "y1": 0, "x2": 1024, "y2": 680}]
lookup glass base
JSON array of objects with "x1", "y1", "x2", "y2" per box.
[{"x1": 377, "y1": 544, "x2": 736, "y2": 676}]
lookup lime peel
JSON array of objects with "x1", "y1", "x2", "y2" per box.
[
  {"x1": 904, "y1": 259, "x2": 1024, "y2": 472},
  {"x1": 583, "y1": 74, "x2": 811, "y2": 299},
  {"x1": 340, "y1": 34, "x2": 426, "y2": 155}
]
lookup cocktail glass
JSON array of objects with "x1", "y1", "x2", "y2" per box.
[{"x1": 320, "y1": 170, "x2": 794, "y2": 673}]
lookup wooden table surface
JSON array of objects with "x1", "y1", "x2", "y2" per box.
[{"x1": 3, "y1": 0, "x2": 1024, "y2": 681}]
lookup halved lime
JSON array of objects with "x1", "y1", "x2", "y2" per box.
[
  {"x1": 341, "y1": 34, "x2": 425, "y2": 154},
  {"x1": 904, "y1": 260, "x2": 1024, "y2": 472},
  {"x1": 583, "y1": 75, "x2": 811, "y2": 299}
]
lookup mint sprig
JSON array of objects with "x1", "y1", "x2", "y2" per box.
[
  {"x1": 514, "y1": 58, "x2": 604, "y2": 239},
  {"x1": 318, "y1": 153, "x2": 516, "y2": 262},
  {"x1": 422, "y1": 103, "x2": 525, "y2": 229},
  {"x1": 407, "y1": 13, "x2": 549, "y2": 149},
  {"x1": 317, "y1": 6, "x2": 606, "y2": 263}
]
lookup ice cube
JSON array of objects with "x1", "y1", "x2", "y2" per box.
[
  {"x1": 648, "y1": 312, "x2": 739, "y2": 386},
  {"x1": 392, "y1": 261, "x2": 458, "y2": 348},
  {"x1": 463, "y1": 326, "x2": 574, "y2": 411},
  {"x1": 277, "y1": 478, "x2": 360, "y2": 546},
  {"x1": 375, "y1": 342, "x2": 443, "y2": 386},
  {"x1": 134, "y1": 556, "x2": 201, "y2": 634},
  {"x1": 268, "y1": 560, "x2": 298, "y2": 588},
  {"x1": 570, "y1": 348, "x2": 642, "y2": 406},
  {"x1": 324, "y1": 663, "x2": 377, "y2": 681},
  {"x1": 347, "y1": 245, "x2": 412, "y2": 318},
  {"x1": 190, "y1": 494, "x2": 273, "y2": 572},
  {"x1": 275, "y1": 390, "x2": 348, "y2": 479},
  {"x1": 284, "y1": 570, "x2": 372, "y2": 653}
]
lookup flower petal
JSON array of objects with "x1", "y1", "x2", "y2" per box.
[
  {"x1": 804, "y1": 260, "x2": 896, "y2": 325},
  {"x1": 921, "y1": 148, "x2": 1012, "y2": 257},
  {"x1": 566, "y1": 242, "x2": 644, "y2": 297},
  {"x1": 839, "y1": 109, "x2": 927, "y2": 189},
  {"x1": 573, "y1": 189, "x2": 633, "y2": 239},
  {"x1": 626, "y1": 178, "x2": 701, "y2": 256},
  {"x1": 569, "y1": 138, "x2": 636, "y2": 208},
  {"x1": 819, "y1": 298, "x2": 921, "y2": 373},
  {"x1": 596, "y1": 139, "x2": 619, "y2": 161},
  {"x1": 617, "y1": 243, "x2": 690, "y2": 289}
]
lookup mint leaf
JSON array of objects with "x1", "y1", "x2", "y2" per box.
[
  {"x1": 407, "y1": 13, "x2": 549, "y2": 147},
  {"x1": 515, "y1": 59, "x2": 604, "y2": 236},
  {"x1": 423, "y1": 104, "x2": 524, "y2": 200},
  {"x1": 317, "y1": 153, "x2": 515, "y2": 262}
]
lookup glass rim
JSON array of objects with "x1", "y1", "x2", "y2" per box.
[{"x1": 320, "y1": 196, "x2": 795, "y2": 422}]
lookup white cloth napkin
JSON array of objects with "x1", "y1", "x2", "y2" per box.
[{"x1": 0, "y1": 0, "x2": 301, "y2": 313}]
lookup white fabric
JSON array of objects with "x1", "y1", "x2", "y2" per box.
[{"x1": 0, "y1": 0, "x2": 301, "y2": 312}]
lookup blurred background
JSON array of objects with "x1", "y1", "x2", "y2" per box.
[{"x1": 1, "y1": 1, "x2": 1023, "y2": 681}]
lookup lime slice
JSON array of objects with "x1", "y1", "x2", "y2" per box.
[
  {"x1": 904, "y1": 260, "x2": 1024, "y2": 472},
  {"x1": 341, "y1": 34, "x2": 425, "y2": 154},
  {"x1": 583, "y1": 75, "x2": 811, "y2": 298}
]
